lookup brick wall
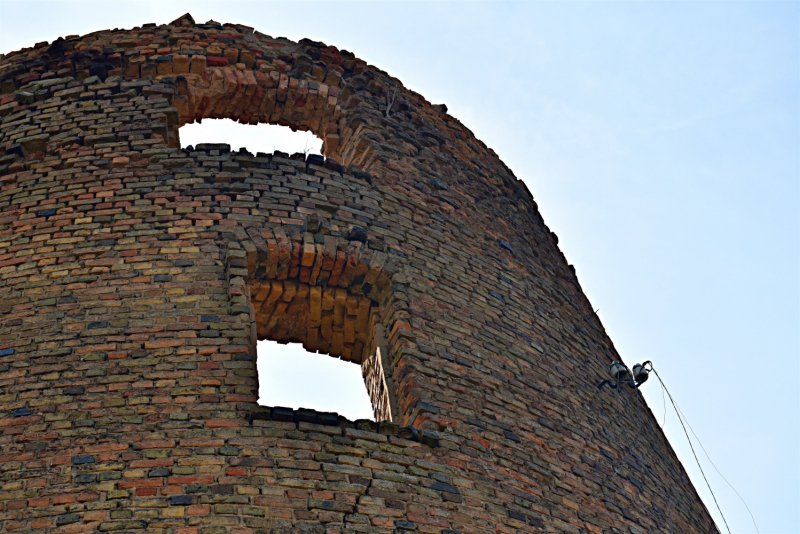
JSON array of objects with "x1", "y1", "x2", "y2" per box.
[{"x1": 0, "y1": 13, "x2": 718, "y2": 534}]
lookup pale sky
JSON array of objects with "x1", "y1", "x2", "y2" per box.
[{"x1": 1, "y1": 2, "x2": 797, "y2": 533}]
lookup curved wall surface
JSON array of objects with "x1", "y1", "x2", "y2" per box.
[{"x1": 0, "y1": 13, "x2": 717, "y2": 534}]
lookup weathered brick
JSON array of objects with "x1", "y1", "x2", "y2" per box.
[{"x1": 0, "y1": 13, "x2": 713, "y2": 534}]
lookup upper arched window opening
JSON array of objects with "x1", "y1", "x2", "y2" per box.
[{"x1": 180, "y1": 119, "x2": 322, "y2": 156}]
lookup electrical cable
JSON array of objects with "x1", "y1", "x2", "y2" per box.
[
  {"x1": 660, "y1": 374, "x2": 667, "y2": 427},
  {"x1": 590, "y1": 365, "x2": 676, "y2": 534},
  {"x1": 614, "y1": 360, "x2": 732, "y2": 534},
  {"x1": 661, "y1": 374, "x2": 760, "y2": 534},
  {"x1": 567, "y1": 306, "x2": 677, "y2": 532},
  {"x1": 654, "y1": 378, "x2": 673, "y2": 533},
  {"x1": 553, "y1": 286, "x2": 706, "y2": 533},
  {"x1": 562, "y1": 290, "x2": 731, "y2": 533},
  {"x1": 603, "y1": 364, "x2": 678, "y2": 534},
  {"x1": 652, "y1": 368, "x2": 732, "y2": 534}
]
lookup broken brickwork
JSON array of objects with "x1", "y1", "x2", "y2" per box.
[{"x1": 0, "y1": 13, "x2": 718, "y2": 534}]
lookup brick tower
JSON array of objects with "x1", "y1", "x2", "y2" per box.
[{"x1": 0, "y1": 13, "x2": 718, "y2": 534}]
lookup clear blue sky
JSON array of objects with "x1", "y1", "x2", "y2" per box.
[{"x1": 1, "y1": 2, "x2": 797, "y2": 533}]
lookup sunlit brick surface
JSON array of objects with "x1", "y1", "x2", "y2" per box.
[{"x1": 0, "y1": 13, "x2": 717, "y2": 534}]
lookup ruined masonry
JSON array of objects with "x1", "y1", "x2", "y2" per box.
[{"x1": 0, "y1": 13, "x2": 718, "y2": 534}]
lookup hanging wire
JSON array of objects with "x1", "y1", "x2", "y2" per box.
[
  {"x1": 653, "y1": 378, "x2": 674, "y2": 533},
  {"x1": 589, "y1": 362, "x2": 679, "y2": 534},
  {"x1": 620, "y1": 383, "x2": 676, "y2": 534},
  {"x1": 550, "y1": 283, "x2": 712, "y2": 534},
  {"x1": 595, "y1": 363, "x2": 679, "y2": 534},
  {"x1": 656, "y1": 371, "x2": 760, "y2": 534},
  {"x1": 652, "y1": 369, "x2": 732, "y2": 534},
  {"x1": 562, "y1": 297, "x2": 679, "y2": 533},
  {"x1": 660, "y1": 375, "x2": 667, "y2": 427}
]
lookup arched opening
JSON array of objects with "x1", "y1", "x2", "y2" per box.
[
  {"x1": 166, "y1": 58, "x2": 383, "y2": 171},
  {"x1": 180, "y1": 119, "x2": 322, "y2": 156}
]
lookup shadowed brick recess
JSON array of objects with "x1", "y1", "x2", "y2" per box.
[{"x1": 0, "y1": 13, "x2": 718, "y2": 534}]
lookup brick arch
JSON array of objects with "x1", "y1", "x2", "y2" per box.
[
  {"x1": 227, "y1": 215, "x2": 408, "y2": 422},
  {"x1": 170, "y1": 65, "x2": 338, "y2": 149},
  {"x1": 168, "y1": 69, "x2": 387, "y2": 173},
  {"x1": 155, "y1": 26, "x2": 386, "y2": 172}
]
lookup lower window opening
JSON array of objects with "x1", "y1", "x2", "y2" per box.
[{"x1": 256, "y1": 339, "x2": 374, "y2": 421}]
